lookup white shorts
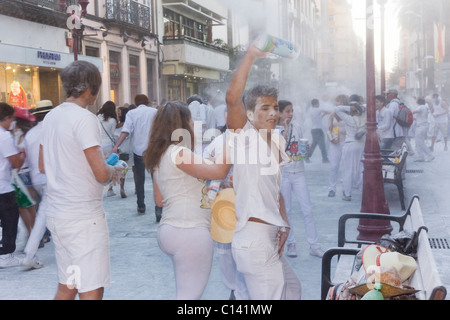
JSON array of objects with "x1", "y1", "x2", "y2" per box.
[
  {"x1": 47, "y1": 215, "x2": 111, "y2": 293},
  {"x1": 433, "y1": 122, "x2": 448, "y2": 138}
]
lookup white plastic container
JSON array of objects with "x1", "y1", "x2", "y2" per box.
[{"x1": 255, "y1": 33, "x2": 300, "y2": 60}]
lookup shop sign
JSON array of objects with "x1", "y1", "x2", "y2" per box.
[{"x1": 37, "y1": 51, "x2": 62, "y2": 66}]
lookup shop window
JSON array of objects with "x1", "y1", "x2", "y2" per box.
[
  {"x1": 129, "y1": 55, "x2": 140, "y2": 101},
  {"x1": 1, "y1": 64, "x2": 35, "y2": 108},
  {"x1": 147, "y1": 58, "x2": 155, "y2": 101},
  {"x1": 109, "y1": 51, "x2": 121, "y2": 105}
]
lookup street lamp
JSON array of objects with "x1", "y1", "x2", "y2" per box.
[
  {"x1": 357, "y1": 0, "x2": 392, "y2": 242},
  {"x1": 379, "y1": 0, "x2": 387, "y2": 94},
  {"x1": 60, "y1": 0, "x2": 90, "y2": 61}
]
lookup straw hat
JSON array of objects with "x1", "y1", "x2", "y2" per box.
[
  {"x1": 32, "y1": 100, "x2": 53, "y2": 115},
  {"x1": 362, "y1": 244, "x2": 390, "y2": 272},
  {"x1": 350, "y1": 266, "x2": 419, "y2": 298},
  {"x1": 362, "y1": 244, "x2": 417, "y2": 282},
  {"x1": 210, "y1": 188, "x2": 237, "y2": 244}
]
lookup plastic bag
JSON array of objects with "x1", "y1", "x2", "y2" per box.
[{"x1": 11, "y1": 169, "x2": 36, "y2": 208}]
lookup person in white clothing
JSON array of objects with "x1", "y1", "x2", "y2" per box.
[
  {"x1": 40, "y1": 60, "x2": 123, "y2": 300},
  {"x1": 327, "y1": 95, "x2": 348, "y2": 198},
  {"x1": 430, "y1": 93, "x2": 448, "y2": 151},
  {"x1": 277, "y1": 100, "x2": 324, "y2": 259},
  {"x1": 335, "y1": 102, "x2": 366, "y2": 202},
  {"x1": 187, "y1": 95, "x2": 217, "y2": 155},
  {"x1": 203, "y1": 112, "x2": 250, "y2": 301},
  {"x1": 97, "y1": 101, "x2": 118, "y2": 197},
  {"x1": 226, "y1": 42, "x2": 302, "y2": 300},
  {"x1": 22, "y1": 100, "x2": 53, "y2": 269},
  {"x1": 413, "y1": 97, "x2": 435, "y2": 162},
  {"x1": 114, "y1": 106, "x2": 133, "y2": 199},
  {"x1": 143, "y1": 101, "x2": 231, "y2": 300},
  {"x1": 385, "y1": 89, "x2": 407, "y2": 150},
  {"x1": 375, "y1": 95, "x2": 395, "y2": 150},
  {"x1": 112, "y1": 94, "x2": 159, "y2": 217},
  {"x1": 97, "y1": 101, "x2": 117, "y2": 156},
  {"x1": 307, "y1": 99, "x2": 330, "y2": 163},
  {"x1": 0, "y1": 103, "x2": 25, "y2": 268}
]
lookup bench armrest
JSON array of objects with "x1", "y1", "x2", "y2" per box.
[
  {"x1": 338, "y1": 212, "x2": 411, "y2": 247},
  {"x1": 321, "y1": 247, "x2": 361, "y2": 300}
]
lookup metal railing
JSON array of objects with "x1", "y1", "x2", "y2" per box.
[{"x1": 105, "y1": 0, "x2": 152, "y2": 31}]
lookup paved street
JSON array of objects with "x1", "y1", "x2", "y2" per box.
[{"x1": 1, "y1": 140, "x2": 449, "y2": 300}]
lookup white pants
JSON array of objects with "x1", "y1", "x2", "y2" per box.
[
  {"x1": 214, "y1": 241, "x2": 250, "y2": 300},
  {"x1": 281, "y1": 171, "x2": 320, "y2": 249},
  {"x1": 342, "y1": 141, "x2": 365, "y2": 197},
  {"x1": 232, "y1": 222, "x2": 302, "y2": 300},
  {"x1": 157, "y1": 224, "x2": 213, "y2": 300},
  {"x1": 24, "y1": 185, "x2": 47, "y2": 259},
  {"x1": 415, "y1": 125, "x2": 434, "y2": 161},
  {"x1": 328, "y1": 141, "x2": 345, "y2": 193}
]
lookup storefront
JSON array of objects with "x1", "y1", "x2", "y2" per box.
[{"x1": 0, "y1": 43, "x2": 102, "y2": 109}]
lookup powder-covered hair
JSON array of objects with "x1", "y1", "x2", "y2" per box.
[
  {"x1": 61, "y1": 60, "x2": 102, "y2": 98},
  {"x1": 244, "y1": 85, "x2": 278, "y2": 112}
]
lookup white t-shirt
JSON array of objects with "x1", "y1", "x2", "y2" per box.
[
  {"x1": 376, "y1": 107, "x2": 395, "y2": 139},
  {"x1": 310, "y1": 107, "x2": 325, "y2": 130},
  {"x1": 387, "y1": 99, "x2": 407, "y2": 138},
  {"x1": 276, "y1": 122, "x2": 306, "y2": 173},
  {"x1": 23, "y1": 122, "x2": 46, "y2": 186},
  {"x1": 229, "y1": 122, "x2": 290, "y2": 232},
  {"x1": 121, "y1": 105, "x2": 157, "y2": 156},
  {"x1": 41, "y1": 102, "x2": 105, "y2": 219},
  {"x1": 0, "y1": 127, "x2": 18, "y2": 194},
  {"x1": 155, "y1": 145, "x2": 211, "y2": 229}
]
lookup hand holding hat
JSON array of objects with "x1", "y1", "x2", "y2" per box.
[{"x1": 210, "y1": 188, "x2": 237, "y2": 244}]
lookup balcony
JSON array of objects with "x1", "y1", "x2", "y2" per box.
[
  {"x1": 163, "y1": 35, "x2": 229, "y2": 73},
  {"x1": 105, "y1": 0, "x2": 152, "y2": 32}
]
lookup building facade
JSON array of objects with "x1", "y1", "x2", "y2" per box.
[
  {"x1": 316, "y1": 0, "x2": 365, "y2": 96},
  {"x1": 159, "y1": 0, "x2": 229, "y2": 103},
  {"x1": 0, "y1": 0, "x2": 161, "y2": 112}
]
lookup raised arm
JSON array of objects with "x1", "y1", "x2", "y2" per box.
[{"x1": 226, "y1": 42, "x2": 266, "y2": 130}]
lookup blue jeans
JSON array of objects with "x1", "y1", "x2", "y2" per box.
[
  {"x1": 309, "y1": 129, "x2": 329, "y2": 162},
  {"x1": 0, "y1": 192, "x2": 20, "y2": 255}
]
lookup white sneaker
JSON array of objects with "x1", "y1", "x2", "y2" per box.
[
  {"x1": 107, "y1": 189, "x2": 116, "y2": 197},
  {"x1": 310, "y1": 247, "x2": 325, "y2": 258},
  {"x1": 287, "y1": 243, "x2": 298, "y2": 258},
  {"x1": 0, "y1": 254, "x2": 20, "y2": 268},
  {"x1": 22, "y1": 256, "x2": 44, "y2": 269}
]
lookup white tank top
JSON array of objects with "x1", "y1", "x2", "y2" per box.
[{"x1": 155, "y1": 145, "x2": 211, "y2": 229}]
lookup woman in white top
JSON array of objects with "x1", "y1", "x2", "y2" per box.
[
  {"x1": 143, "y1": 101, "x2": 231, "y2": 300},
  {"x1": 413, "y1": 97, "x2": 434, "y2": 162},
  {"x1": 97, "y1": 101, "x2": 117, "y2": 156},
  {"x1": 335, "y1": 101, "x2": 366, "y2": 201},
  {"x1": 97, "y1": 101, "x2": 118, "y2": 197}
]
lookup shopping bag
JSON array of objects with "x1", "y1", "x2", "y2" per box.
[{"x1": 11, "y1": 169, "x2": 36, "y2": 208}]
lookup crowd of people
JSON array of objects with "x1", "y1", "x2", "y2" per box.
[{"x1": 1, "y1": 40, "x2": 449, "y2": 300}]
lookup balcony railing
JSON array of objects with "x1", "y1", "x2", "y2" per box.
[
  {"x1": 163, "y1": 35, "x2": 227, "y2": 53},
  {"x1": 105, "y1": 0, "x2": 152, "y2": 32}
]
